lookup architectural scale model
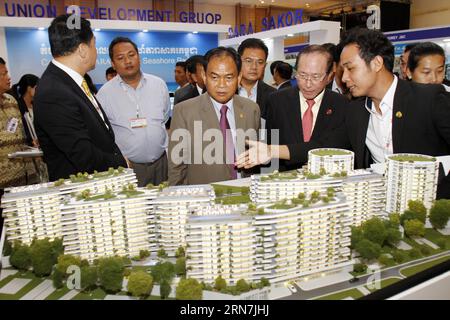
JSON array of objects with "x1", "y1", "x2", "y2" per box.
[{"x1": 1, "y1": 149, "x2": 440, "y2": 286}]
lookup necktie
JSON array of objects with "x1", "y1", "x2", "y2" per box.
[
  {"x1": 81, "y1": 79, "x2": 94, "y2": 100},
  {"x1": 220, "y1": 105, "x2": 237, "y2": 179},
  {"x1": 302, "y1": 99, "x2": 315, "y2": 142},
  {"x1": 82, "y1": 79, "x2": 104, "y2": 119}
]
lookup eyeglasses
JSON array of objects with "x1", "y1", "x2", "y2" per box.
[
  {"x1": 242, "y1": 58, "x2": 266, "y2": 67},
  {"x1": 295, "y1": 72, "x2": 327, "y2": 83}
]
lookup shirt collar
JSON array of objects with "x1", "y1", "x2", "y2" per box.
[
  {"x1": 209, "y1": 94, "x2": 234, "y2": 113},
  {"x1": 117, "y1": 72, "x2": 145, "y2": 90},
  {"x1": 276, "y1": 80, "x2": 290, "y2": 90},
  {"x1": 196, "y1": 84, "x2": 203, "y2": 95},
  {"x1": 239, "y1": 80, "x2": 258, "y2": 96},
  {"x1": 365, "y1": 75, "x2": 398, "y2": 117},
  {"x1": 52, "y1": 59, "x2": 84, "y2": 87},
  {"x1": 299, "y1": 88, "x2": 326, "y2": 105}
]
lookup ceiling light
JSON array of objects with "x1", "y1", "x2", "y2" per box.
[{"x1": 287, "y1": 34, "x2": 294, "y2": 37}]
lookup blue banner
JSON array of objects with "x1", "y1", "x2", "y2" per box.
[
  {"x1": 385, "y1": 27, "x2": 450, "y2": 43},
  {"x1": 5, "y1": 28, "x2": 218, "y2": 92}
]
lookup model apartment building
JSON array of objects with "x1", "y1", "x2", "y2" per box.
[{"x1": 1, "y1": 149, "x2": 439, "y2": 285}]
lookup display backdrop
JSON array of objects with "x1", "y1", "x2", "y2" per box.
[{"x1": 5, "y1": 28, "x2": 218, "y2": 92}]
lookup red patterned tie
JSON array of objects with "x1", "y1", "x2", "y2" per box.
[
  {"x1": 220, "y1": 105, "x2": 237, "y2": 179},
  {"x1": 302, "y1": 99, "x2": 315, "y2": 142}
]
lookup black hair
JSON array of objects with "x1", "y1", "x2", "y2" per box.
[
  {"x1": 296, "y1": 44, "x2": 334, "y2": 74},
  {"x1": 11, "y1": 74, "x2": 39, "y2": 98},
  {"x1": 275, "y1": 62, "x2": 293, "y2": 80},
  {"x1": 84, "y1": 73, "x2": 98, "y2": 94},
  {"x1": 0, "y1": 57, "x2": 5, "y2": 65},
  {"x1": 48, "y1": 14, "x2": 94, "y2": 58},
  {"x1": 237, "y1": 38, "x2": 269, "y2": 60},
  {"x1": 186, "y1": 55, "x2": 207, "y2": 74},
  {"x1": 109, "y1": 37, "x2": 139, "y2": 60},
  {"x1": 407, "y1": 42, "x2": 445, "y2": 72},
  {"x1": 105, "y1": 66, "x2": 116, "y2": 77},
  {"x1": 404, "y1": 43, "x2": 417, "y2": 54},
  {"x1": 204, "y1": 47, "x2": 242, "y2": 73},
  {"x1": 340, "y1": 27, "x2": 395, "y2": 72},
  {"x1": 270, "y1": 60, "x2": 283, "y2": 76},
  {"x1": 176, "y1": 61, "x2": 187, "y2": 71}
]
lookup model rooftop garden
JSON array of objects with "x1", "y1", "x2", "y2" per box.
[
  {"x1": 389, "y1": 155, "x2": 436, "y2": 162},
  {"x1": 213, "y1": 184, "x2": 251, "y2": 205},
  {"x1": 259, "y1": 169, "x2": 347, "y2": 182},
  {"x1": 311, "y1": 149, "x2": 352, "y2": 156},
  {"x1": 52, "y1": 167, "x2": 128, "y2": 187}
]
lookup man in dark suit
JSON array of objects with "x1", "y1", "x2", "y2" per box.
[
  {"x1": 173, "y1": 55, "x2": 207, "y2": 105},
  {"x1": 265, "y1": 45, "x2": 350, "y2": 171},
  {"x1": 273, "y1": 61, "x2": 293, "y2": 90},
  {"x1": 34, "y1": 14, "x2": 127, "y2": 181},
  {"x1": 339, "y1": 28, "x2": 450, "y2": 198},
  {"x1": 237, "y1": 38, "x2": 276, "y2": 119}
]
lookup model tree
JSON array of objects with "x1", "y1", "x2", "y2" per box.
[
  {"x1": 127, "y1": 271, "x2": 153, "y2": 298},
  {"x1": 362, "y1": 218, "x2": 387, "y2": 246},
  {"x1": 176, "y1": 278, "x2": 203, "y2": 300},
  {"x1": 355, "y1": 239, "x2": 381, "y2": 260},
  {"x1": 9, "y1": 242, "x2": 31, "y2": 271},
  {"x1": 98, "y1": 257, "x2": 124, "y2": 293},
  {"x1": 30, "y1": 238, "x2": 57, "y2": 277},
  {"x1": 56, "y1": 254, "x2": 82, "y2": 274},
  {"x1": 160, "y1": 279, "x2": 171, "y2": 299},
  {"x1": 175, "y1": 257, "x2": 186, "y2": 276},
  {"x1": 236, "y1": 279, "x2": 250, "y2": 293},
  {"x1": 151, "y1": 261, "x2": 175, "y2": 284},
  {"x1": 404, "y1": 219, "x2": 425, "y2": 237},
  {"x1": 214, "y1": 275, "x2": 227, "y2": 291},
  {"x1": 81, "y1": 266, "x2": 98, "y2": 292},
  {"x1": 175, "y1": 246, "x2": 185, "y2": 258},
  {"x1": 429, "y1": 200, "x2": 450, "y2": 230}
]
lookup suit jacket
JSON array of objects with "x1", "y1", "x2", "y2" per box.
[
  {"x1": 34, "y1": 62, "x2": 127, "y2": 181},
  {"x1": 278, "y1": 80, "x2": 293, "y2": 91},
  {"x1": 266, "y1": 87, "x2": 350, "y2": 171},
  {"x1": 344, "y1": 80, "x2": 450, "y2": 170},
  {"x1": 168, "y1": 93, "x2": 261, "y2": 185},
  {"x1": 173, "y1": 83, "x2": 200, "y2": 105},
  {"x1": 256, "y1": 80, "x2": 276, "y2": 119}
]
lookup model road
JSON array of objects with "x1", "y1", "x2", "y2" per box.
[{"x1": 279, "y1": 251, "x2": 450, "y2": 300}]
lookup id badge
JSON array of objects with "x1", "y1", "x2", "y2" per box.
[
  {"x1": 130, "y1": 118, "x2": 147, "y2": 128},
  {"x1": 6, "y1": 117, "x2": 19, "y2": 133}
]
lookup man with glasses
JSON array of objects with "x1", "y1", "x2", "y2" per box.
[
  {"x1": 237, "y1": 38, "x2": 276, "y2": 119},
  {"x1": 238, "y1": 45, "x2": 350, "y2": 171}
]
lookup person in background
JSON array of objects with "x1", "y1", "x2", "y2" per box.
[
  {"x1": 273, "y1": 61, "x2": 293, "y2": 90},
  {"x1": 399, "y1": 43, "x2": 417, "y2": 80},
  {"x1": 105, "y1": 66, "x2": 117, "y2": 81},
  {"x1": 237, "y1": 38, "x2": 276, "y2": 119},
  {"x1": 270, "y1": 60, "x2": 282, "y2": 86},
  {"x1": 406, "y1": 42, "x2": 450, "y2": 92},
  {"x1": 173, "y1": 55, "x2": 207, "y2": 105},
  {"x1": 34, "y1": 15, "x2": 127, "y2": 181},
  {"x1": 0, "y1": 58, "x2": 37, "y2": 189},
  {"x1": 11, "y1": 74, "x2": 39, "y2": 147},
  {"x1": 97, "y1": 37, "x2": 170, "y2": 187},
  {"x1": 174, "y1": 61, "x2": 189, "y2": 91}
]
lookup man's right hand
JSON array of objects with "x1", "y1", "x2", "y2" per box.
[{"x1": 236, "y1": 140, "x2": 272, "y2": 169}]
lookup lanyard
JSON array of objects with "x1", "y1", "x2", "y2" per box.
[{"x1": 120, "y1": 81, "x2": 141, "y2": 119}]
